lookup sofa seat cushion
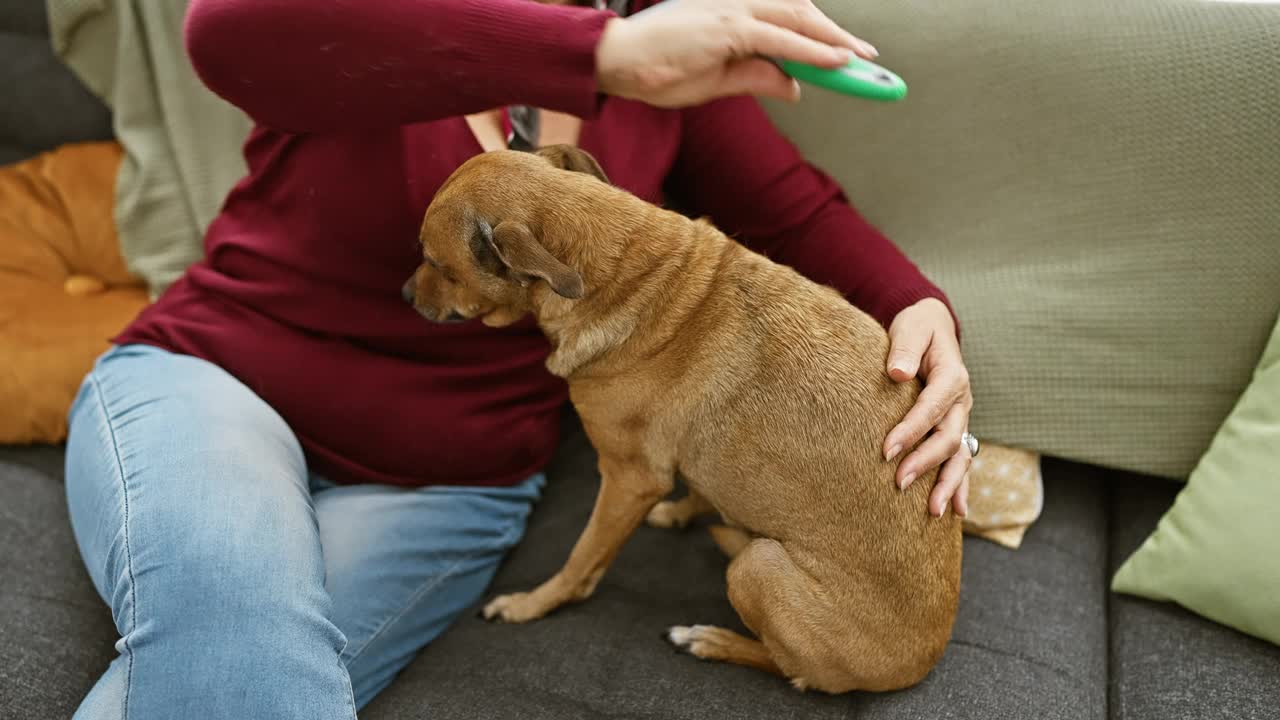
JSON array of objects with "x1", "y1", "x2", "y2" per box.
[
  {"x1": 7, "y1": 432, "x2": 1277, "y2": 719},
  {"x1": 0, "y1": 446, "x2": 116, "y2": 718},
  {"x1": 364, "y1": 428, "x2": 1109, "y2": 720}
]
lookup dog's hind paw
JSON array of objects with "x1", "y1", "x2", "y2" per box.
[
  {"x1": 667, "y1": 625, "x2": 729, "y2": 658},
  {"x1": 666, "y1": 625, "x2": 704, "y2": 651},
  {"x1": 666, "y1": 624, "x2": 786, "y2": 679},
  {"x1": 646, "y1": 501, "x2": 690, "y2": 529}
]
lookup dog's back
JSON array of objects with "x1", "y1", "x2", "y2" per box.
[{"x1": 650, "y1": 221, "x2": 962, "y2": 691}]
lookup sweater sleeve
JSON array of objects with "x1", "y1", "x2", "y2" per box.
[
  {"x1": 184, "y1": 0, "x2": 614, "y2": 133},
  {"x1": 665, "y1": 96, "x2": 957, "y2": 332}
]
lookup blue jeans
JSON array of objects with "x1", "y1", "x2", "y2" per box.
[{"x1": 65, "y1": 344, "x2": 545, "y2": 719}]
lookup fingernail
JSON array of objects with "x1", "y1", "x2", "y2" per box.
[
  {"x1": 931, "y1": 507, "x2": 943, "y2": 518},
  {"x1": 957, "y1": 504, "x2": 968, "y2": 519},
  {"x1": 902, "y1": 471, "x2": 916, "y2": 489},
  {"x1": 886, "y1": 444, "x2": 902, "y2": 461},
  {"x1": 861, "y1": 42, "x2": 879, "y2": 58}
]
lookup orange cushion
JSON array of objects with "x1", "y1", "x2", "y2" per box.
[{"x1": 0, "y1": 141, "x2": 148, "y2": 444}]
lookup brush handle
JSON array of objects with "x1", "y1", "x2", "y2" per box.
[{"x1": 777, "y1": 56, "x2": 908, "y2": 102}]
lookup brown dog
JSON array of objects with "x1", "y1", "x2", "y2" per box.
[{"x1": 403, "y1": 145, "x2": 961, "y2": 693}]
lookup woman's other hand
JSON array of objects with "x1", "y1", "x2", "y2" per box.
[{"x1": 883, "y1": 298, "x2": 973, "y2": 518}]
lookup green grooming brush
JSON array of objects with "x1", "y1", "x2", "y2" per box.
[{"x1": 778, "y1": 56, "x2": 908, "y2": 102}]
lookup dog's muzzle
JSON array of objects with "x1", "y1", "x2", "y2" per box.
[{"x1": 402, "y1": 277, "x2": 465, "y2": 323}]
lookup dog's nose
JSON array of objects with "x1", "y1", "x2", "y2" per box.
[
  {"x1": 444, "y1": 311, "x2": 466, "y2": 323},
  {"x1": 401, "y1": 279, "x2": 415, "y2": 304}
]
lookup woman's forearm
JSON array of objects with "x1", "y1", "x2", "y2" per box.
[{"x1": 184, "y1": 0, "x2": 613, "y2": 132}]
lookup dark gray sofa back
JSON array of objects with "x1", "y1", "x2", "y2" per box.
[{"x1": 0, "y1": 0, "x2": 112, "y2": 165}]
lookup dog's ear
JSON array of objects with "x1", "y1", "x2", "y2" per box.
[
  {"x1": 487, "y1": 221, "x2": 584, "y2": 299},
  {"x1": 467, "y1": 218, "x2": 506, "y2": 276},
  {"x1": 535, "y1": 144, "x2": 609, "y2": 184}
]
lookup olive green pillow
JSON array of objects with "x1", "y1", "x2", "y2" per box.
[
  {"x1": 766, "y1": 0, "x2": 1280, "y2": 480},
  {"x1": 1112, "y1": 312, "x2": 1280, "y2": 646}
]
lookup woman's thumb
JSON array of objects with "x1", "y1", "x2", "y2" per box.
[{"x1": 886, "y1": 324, "x2": 930, "y2": 382}]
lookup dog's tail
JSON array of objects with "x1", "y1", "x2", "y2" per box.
[{"x1": 708, "y1": 524, "x2": 752, "y2": 559}]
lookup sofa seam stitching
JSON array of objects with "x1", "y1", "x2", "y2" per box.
[
  {"x1": 1104, "y1": 480, "x2": 1115, "y2": 720},
  {"x1": 948, "y1": 638, "x2": 1086, "y2": 688}
]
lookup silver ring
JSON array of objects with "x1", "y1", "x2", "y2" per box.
[{"x1": 962, "y1": 431, "x2": 980, "y2": 457}]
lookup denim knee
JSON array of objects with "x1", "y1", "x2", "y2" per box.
[{"x1": 65, "y1": 344, "x2": 357, "y2": 719}]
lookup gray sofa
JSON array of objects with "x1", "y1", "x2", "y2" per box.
[{"x1": 3, "y1": 3, "x2": 1279, "y2": 719}]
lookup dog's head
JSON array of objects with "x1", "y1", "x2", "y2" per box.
[{"x1": 403, "y1": 145, "x2": 609, "y2": 327}]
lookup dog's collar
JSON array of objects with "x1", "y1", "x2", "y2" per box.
[{"x1": 508, "y1": 1, "x2": 630, "y2": 151}]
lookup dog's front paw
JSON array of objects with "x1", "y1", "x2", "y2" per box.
[
  {"x1": 646, "y1": 501, "x2": 690, "y2": 529},
  {"x1": 482, "y1": 592, "x2": 551, "y2": 623}
]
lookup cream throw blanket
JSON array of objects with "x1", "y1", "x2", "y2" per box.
[{"x1": 47, "y1": 0, "x2": 251, "y2": 299}]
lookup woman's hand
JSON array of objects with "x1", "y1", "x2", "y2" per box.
[
  {"x1": 595, "y1": 0, "x2": 877, "y2": 108},
  {"x1": 883, "y1": 298, "x2": 973, "y2": 518}
]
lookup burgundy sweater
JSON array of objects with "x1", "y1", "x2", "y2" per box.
[{"x1": 115, "y1": 0, "x2": 952, "y2": 488}]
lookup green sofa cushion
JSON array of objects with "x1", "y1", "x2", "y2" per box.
[
  {"x1": 766, "y1": 0, "x2": 1280, "y2": 478},
  {"x1": 1111, "y1": 312, "x2": 1280, "y2": 646}
]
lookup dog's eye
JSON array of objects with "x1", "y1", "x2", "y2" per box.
[{"x1": 424, "y1": 257, "x2": 440, "y2": 269}]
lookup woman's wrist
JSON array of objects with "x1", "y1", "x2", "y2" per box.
[
  {"x1": 595, "y1": 18, "x2": 624, "y2": 97},
  {"x1": 595, "y1": 17, "x2": 646, "y2": 101}
]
